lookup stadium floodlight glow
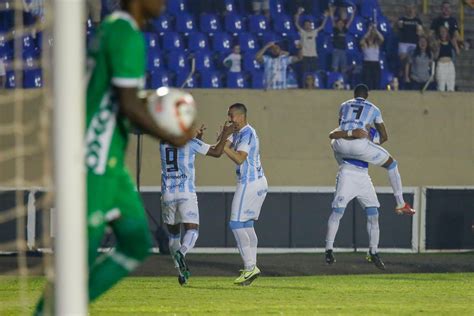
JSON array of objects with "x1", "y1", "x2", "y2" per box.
[{"x1": 53, "y1": 0, "x2": 87, "y2": 314}]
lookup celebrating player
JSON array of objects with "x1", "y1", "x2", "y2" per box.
[
  {"x1": 330, "y1": 84, "x2": 415, "y2": 216},
  {"x1": 223, "y1": 103, "x2": 268, "y2": 286},
  {"x1": 325, "y1": 128, "x2": 385, "y2": 269},
  {"x1": 160, "y1": 123, "x2": 234, "y2": 285},
  {"x1": 35, "y1": 0, "x2": 193, "y2": 314}
]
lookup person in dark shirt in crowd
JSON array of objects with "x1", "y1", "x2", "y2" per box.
[
  {"x1": 397, "y1": 4, "x2": 424, "y2": 70},
  {"x1": 433, "y1": 26, "x2": 460, "y2": 91},
  {"x1": 430, "y1": 1, "x2": 460, "y2": 41},
  {"x1": 405, "y1": 36, "x2": 434, "y2": 90},
  {"x1": 330, "y1": 3, "x2": 355, "y2": 75}
]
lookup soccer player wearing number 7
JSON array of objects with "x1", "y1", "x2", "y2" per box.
[
  {"x1": 224, "y1": 103, "x2": 268, "y2": 286},
  {"x1": 160, "y1": 123, "x2": 234, "y2": 285},
  {"x1": 330, "y1": 84, "x2": 415, "y2": 216}
]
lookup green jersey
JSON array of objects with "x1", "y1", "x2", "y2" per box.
[{"x1": 85, "y1": 11, "x2": 145, "y2": 175}]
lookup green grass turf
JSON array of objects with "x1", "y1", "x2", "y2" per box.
[{"x1": 1, "y1": 273, "x2": 473, "y2": 315}]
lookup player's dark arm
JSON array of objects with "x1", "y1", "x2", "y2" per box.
[
  {"x1": 116, "y1": 87, "x2": 189, "y2": 147},
  {"x1": 329, "y1": 128, "x2": 368, "y2": 140},
  {"x1": 224, "y1": 141, "x2": 248, "y2": 165},
  {"x1": 206, "y1": 123, "x2": 234, "y2": 158},
  {"x1": 374, "y1": 122, "x2": 388, "y2": 144}
]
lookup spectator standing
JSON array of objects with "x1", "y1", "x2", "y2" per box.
[
  {"x1": 255, "y1": 42, "x2": 302, "y2": 90},
  {"x1": 294, "y1": 8, "x2": 328, "y2": 75},
  {"x1": 433, "y1": 26, "x2": 460, "y2": 91},
  {"x1": 397, "y1": 4, "x2": 424, "y2": 66},
  {"x1": 430, "y1": 1, "x2": 460, "y2": 41},
  {"x1": 405, "y1": 36, "x2": 434, "y2": 90},
  {"x1": 330, "y1": 4, "x2": 354, "y2": 75},
  {"x1": 360, "y1": 24, "x2": 384, "y2": 90},
  {"x1": 223, "y1": 45, "x2": 242, "y2": 73}
]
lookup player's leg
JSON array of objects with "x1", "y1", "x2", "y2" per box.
[
  {"x1": 88, "y1": 171, "x2": 152, "y2": 302},
  {"x1": 380, "y1": 156, "x2": 415, "y2": 215},
  {"x1": 161, "y1": 194, "x2": 182, "y2": 270},
  {"x1": 325, "y1": 167, "x2": 355, "y2": 264}
]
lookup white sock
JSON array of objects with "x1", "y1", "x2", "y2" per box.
[
  {"x1": 168, "y1": 233, "x2": 181, "y2": 268},
  {"x1": 179, "y1": 229, "x2": 199, "y2": 256},
  {"x1": 245, "y1": 227, "x2": 258, "y2": 269},
  {"x1": 326, "y1": 210, "x2": 344, "y2": 250},
  {"x1": 387, "y1": 162, "x2": 405, "y2": 206},
  {"x1": 232, "y1": 228, "x2": 253, "y2": 270},
  {"x1": 367, "y1": 215, "x2": 380, "y2": 254}
]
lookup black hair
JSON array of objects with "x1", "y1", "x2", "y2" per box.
[
  {"x1": 354, "y1": 84, "x2": 369, "y2": 98},
  {"x1": 229, "y1": 103, "x2": 247, "y2": 116},
  {"x1": 413, "y1": 36, "x2": 432, "y2": 59},
  {"x1": 121, "y1": 0, "x2": 130, "y2": 10}
]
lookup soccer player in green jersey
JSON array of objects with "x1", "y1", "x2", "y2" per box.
[{"x1": 35, "y1": 0, "x2": 191, "y2": 314}]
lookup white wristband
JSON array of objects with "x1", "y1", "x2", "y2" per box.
[{"x1": 347, "y1": 130, "x2": 353, "y2": 137}]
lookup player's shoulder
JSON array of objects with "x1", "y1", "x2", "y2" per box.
[{"x1": 103, "y1": 11, "x2": 140, "y2": 35}]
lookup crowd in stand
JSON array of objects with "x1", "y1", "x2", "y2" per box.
[{"x1": 0, "y1": 0, "x2": 467, "y2": 91}]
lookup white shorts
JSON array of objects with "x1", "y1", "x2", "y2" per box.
[
  {"x1": 161, "y1": 192, "x2": 199, "y2": 225},
  {"x1": 231, "y1": 176, "x2": 268, "y2": 222},
  {"x1": 331, "y1": 138, "x2": 390, "y2": 167},
  {"x1": 398, "y1": 43, "x2": 417, "y2": 55},
  {"x1": 332, "y1": 163, "x2": 380, "y2": 209}
]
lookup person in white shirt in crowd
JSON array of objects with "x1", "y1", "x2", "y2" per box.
[{"x1": 223, "y1": 45, "x2": 242, "y2": 73}]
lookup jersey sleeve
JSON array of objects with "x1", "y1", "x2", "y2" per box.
[
  {"x1": 189, "y1": 138, "x2": 211, "y2": 156},
  {"x1": 236, "y1": 131, "x2": 253, "y2": 154},
  {"x1": 108, "y1": 21, "x2": 145, "y2": 88},
  {"x1": 373, "y1": 108, "x2": 384, "y2": 124}
]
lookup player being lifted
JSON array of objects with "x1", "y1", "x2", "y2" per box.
[
  {"x1": 325, "y1": 128, "x2": 386, "y2": 269},
  {"x1": 223, "y1": 103, "x2": 268, "y2": 286},
  {"x1": 35, "y1": 0, "x2": 193, "y2": 314},
  {"x1": 329, "y1": 84, "x2": 416, "y2": 216},
  {"x1": 160, "y1": 123, "x2": 234, "y2": 285}
]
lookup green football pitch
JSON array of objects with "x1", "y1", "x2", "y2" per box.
[{"x1": 1, "y1": 273, "x2": 473, "y2": 315}]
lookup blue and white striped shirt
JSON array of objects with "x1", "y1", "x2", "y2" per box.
[
  {"x1": 338, "y1": 97, "x2": 384, "y2": 131},
  {"x1": 160, "y1": 138, "x2": 210, "y2": 193},
  {"x1": 263, "y1": 55, "x2": 295, "y2": 90},
  {"x1": 228, "y1": 125, "x2": 264, "y2": 184}
]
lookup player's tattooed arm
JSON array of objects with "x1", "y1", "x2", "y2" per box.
[
  {"x1": 374, "y1": 123, "x2": 388, "y2": 144},
  {"x1": 206, "y1": 122, "x2": 234, "y2": 158},
  {"x1": 117, "y1": 87, "x2": 190, "y2": 147},
  {"x1": 329, "y1": 128, "x2": 368, "y2": 140}
]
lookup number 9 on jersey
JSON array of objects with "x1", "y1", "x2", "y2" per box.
[{"x1": 147, "y1": 87, "x2": 197, "y2": 137}]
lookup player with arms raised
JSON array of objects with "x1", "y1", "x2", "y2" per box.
[
  {"x1": 161, "y1": 123, "x2": 234, "y2": 285},
  {"x1": 35, "y1": 0, "x2": 193, "y2": 313},
  {"x1": 330, "y1": 84, "x2": 415, "y2": 216}
]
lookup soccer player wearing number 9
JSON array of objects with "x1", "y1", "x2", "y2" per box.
[
  {"x1": 160, "y1": 124, "x2": 234, "y2": 285},
  {"x1": 331, "y1": 84, "x2": 415, "y2": 216},
  {"x1": 224, "y1": 103, "x2": 268, "y2": 286}
]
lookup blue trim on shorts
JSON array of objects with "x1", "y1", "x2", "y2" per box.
[
  {"x1": 343, "y1": 158, "x2": 369, "y2": 168},
  {"x1": 229, "y1": 221, "x2": 245, "y2": 229},
  {"x1": 365, "y1": 207, "x2": 379, "y2": 216},
  {"x1": 332, "y1": 207, "x2": 345, "y2": 214}
]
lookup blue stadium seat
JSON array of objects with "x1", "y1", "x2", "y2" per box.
[
  {"x1": 0, "y1": 33, "x2": 12, "y2": 59},
  {"x1": 176, "y1": 12, "x2": 196, "y2": 34},
  {"x1": 286, "y1": 33, "x2": 301, "y2": 54},
  {"x1": 23, "y1": 11, "x2": 36, "y2": 26},
  {"x1": 147, "y1": 52, "x2": 163, "y2": 72},
  {"x1": 238, "y1": 33, "x2": 258, "y2": 53},
  {"x1": 273, "y1": 14, "x2": 296, "y2": 36},
  {"x1": 261, "y1": 32, "x2": 282, "y2": 46},
  {"x1": 23, "y1": 68, "x2": 42, "y2": 88},
  {"x1": 211, "y1": 32, "x2": 232, "y2": 54},
  {"x1": 226, "y1": 72, "x2": 247, "y2": 88},
  {"x1": 224, "y1": 0, "x2": 236, "y2": 13},
  {"x1": 188, "y1": 32, "x2": 209, "y2": 52},
  {"x1": 380, "y1": 70, "x2": 394, "y2": 89},
  {"x1": 327, "y1": 71, "x2": 345, "y2": 89},
  {"x1": 22, "y1": 34, "x2": 39, "y2": 58},
  {"x1": 250, "y1": 71, "x2": 264, "y2": 89},
  {"x1": 144, "y1": 32, "x2": 160, "y2": 50},
  {"x1": 242, "y1": 52, "x2": 262, "y2": 72},
  {"x1": 314, "y1": 72, "x2": 325, "y2": 89},
  {"x1": 269, "y1": 0, "x2": 285, "y2": 17},
  {"x1": 23, "y1": 54, "x2": 37, "y2": 69},
  {"x1": 162, "y1": 32, "x2": 184, "y2": 51},
  {"x1": 376, "y1": 15, "x2": 393, "y2": 44},
  {"x1": 177, "y1": 71, "x2": 198, "y2": 88},
  {"x1": 152, "y1": 14, "x2": 173, "y2": 35},
  {"x1": 166, "y1": 50, "x2": 189, "y2": 73},
  {"x1": 345, "y1": 34, "x2": 357, "y2": 52},
  {"x1": 200, "y1": 70, "x2": 223, "y2": 88},
  {"x1": 5, "y1": 70, "x2": 15, "y2": 89},
  {"x1": 167, "y1": 0, "x2": 187, "y2": 15},
  {"x1": 360, "y1": 0, "x2": 382, "y2": 20},
  {"x1": 200, "y1": 13, "x2": 221, "y2": 34},
  {"x1": 148, "y1": 71, "x2": 172, "y2": 89},
  {"x1": 316, "y1": 33, "x2": 333, "y2": 70},
  {"x1": 225, "y1": 13, "x2": 246, "y2": 34},
  {"x1": 248, "y1": 15, "x2": 268, "y2": 36},
  {"x1": 194, "y1": 51, "x2": 214, "y2": 72}
]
